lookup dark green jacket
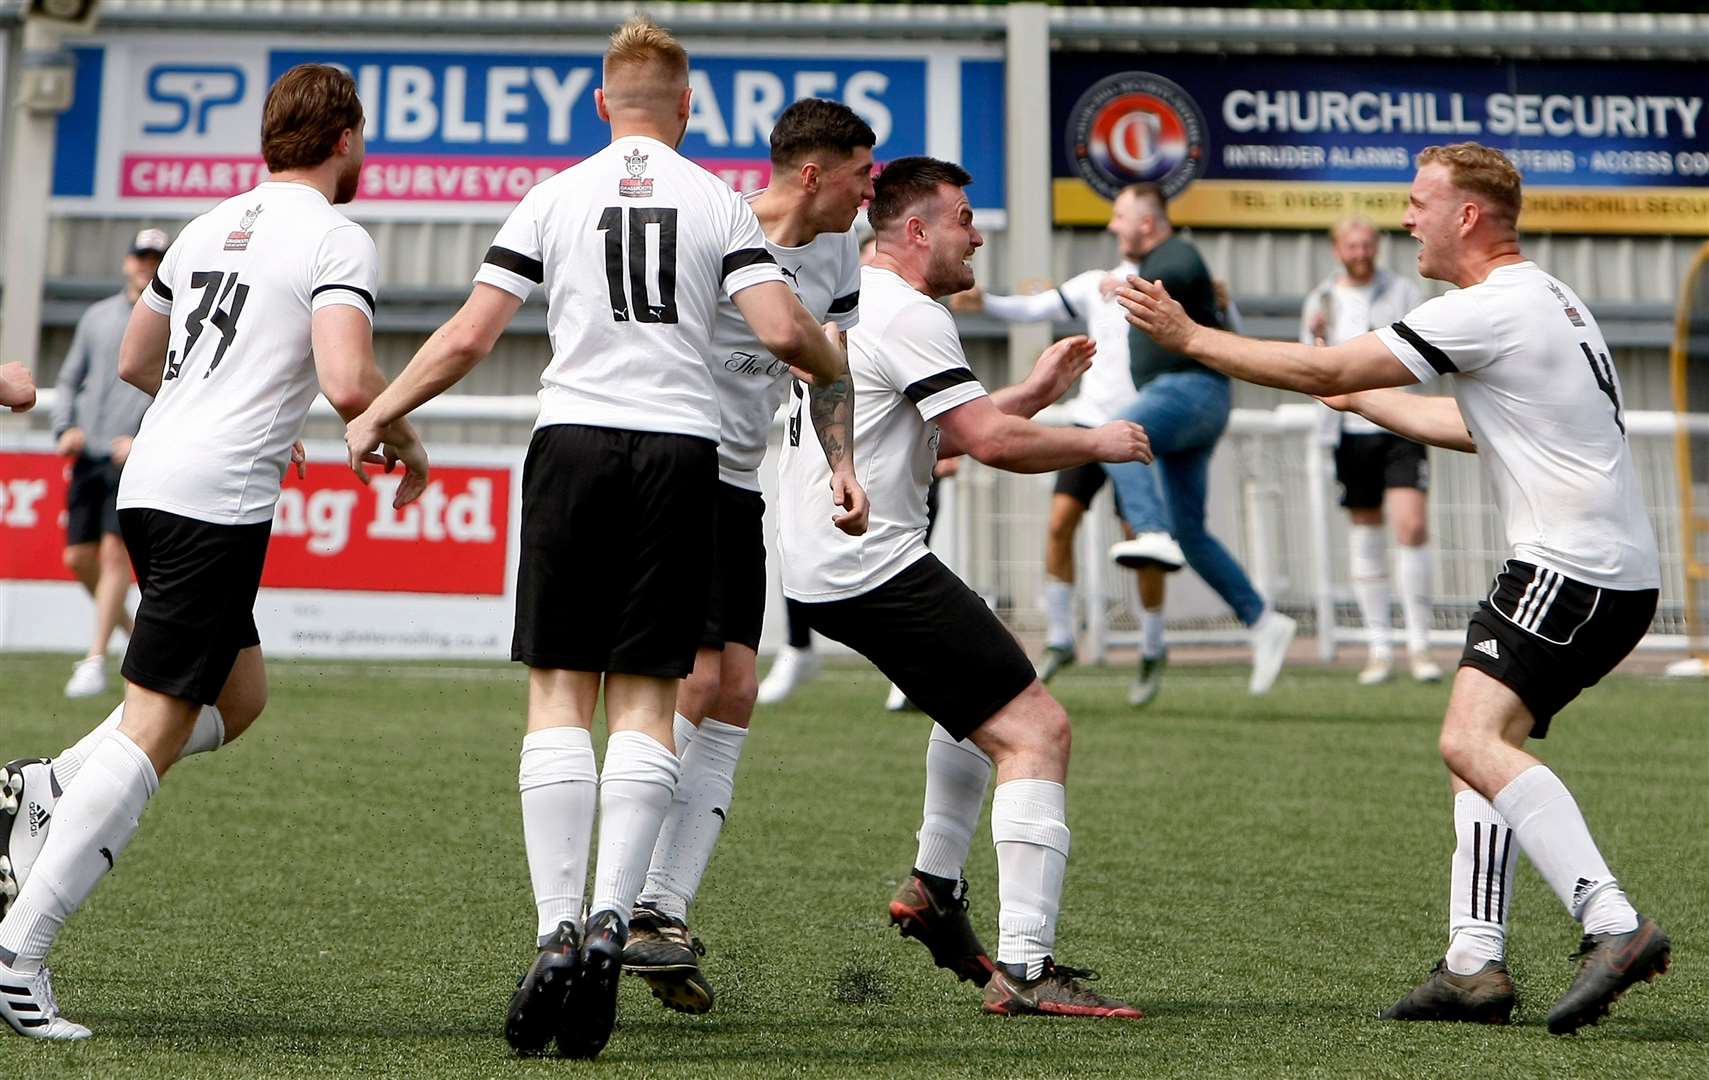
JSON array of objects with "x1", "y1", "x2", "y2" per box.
[{"x1": 1128, "y1": 234, "x2": 1224, "y2": 389}]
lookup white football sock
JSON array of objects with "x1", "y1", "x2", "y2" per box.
[
  {"x1": 1492, "y1": 765, "x2": 1638, "y2": 935},
  {"x1": 1043, "y1": 579, "x2": 1075, "y2": 650},
  {"x1": 518, "y1": 727, "x2": 597, "y2": 943},
  {"x1": 1446, "y1": 790, "x2": 1517, "y2": 974},
  {"x1": 1395, "y1": 544, "x2": 1434, "y2": 657},
  {"x1": 0, "y1": 731, "x2": 157, "y2": 974},
  {"x1": 588, "y1": 730, "x2": 681, "y2": 927},
  {"x1": 1140, "y1": 607, "x2": 1167, "y2": 660},
  {"x1": 991, "y1": 778, "x2": 1070, "y2": 980},
  {"x1": 53, "y1": 704, "x2": 225, "y2": 790},
  {"x1": 913, "y1": 724, "x2": 993, "y2": 880},
  {"x1": 638, "y1": 717, "x2": 748, "y2": 922},
  {"x1": 1350, "y1": 524, "x2": 1392, "y2": 656},
  {"x1": 672, "y1": 712, "x2": 697, "y2": 756}
]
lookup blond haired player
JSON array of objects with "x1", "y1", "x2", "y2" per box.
[
  {"x1": 1119, "y1": 142, "x2": 1669, "y2": 1035},
  {"x1": 344, "y1": 17, "x2": 848, "y2": 1060}
]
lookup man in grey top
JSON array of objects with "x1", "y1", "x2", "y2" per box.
[{"x1": 50, "y1": 229, "x2": 167, "y2": 699}]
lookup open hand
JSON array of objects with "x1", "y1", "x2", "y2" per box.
[
  {"x1": 1116, "y1": 277, "x2": 1196, "y2": 354},
  {"x1": 1027, "y1": 335, "x2": 1096, "y2": 407}
]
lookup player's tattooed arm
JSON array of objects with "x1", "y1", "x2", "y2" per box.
[{"x1": 808, "y1": 371, "x2": 854, "y2": 470}]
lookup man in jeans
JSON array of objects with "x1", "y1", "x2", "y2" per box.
[
  {"x1": 51, "y1": 229, "x2": 169, "y2": 698},
  {"x1": 1102, "y1": 185, "x2": 1295, "y2": 706}
]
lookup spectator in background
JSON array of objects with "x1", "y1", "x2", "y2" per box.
[
  {"x1": 50, "y1": 228, "x2": 168, "y2": 698},
  {"x1": 1103, "y1": 185, "x2": 1296, "y2": 707},
  {"x1": 1300, "y1": 216, "x2": 1441, "y2": 685}
]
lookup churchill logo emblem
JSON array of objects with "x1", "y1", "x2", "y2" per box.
[{"x1": 1066, "y1": 72, "x2": 1207, "y2": 201}]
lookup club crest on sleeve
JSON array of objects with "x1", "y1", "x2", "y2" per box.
[
  {"x1": 224, "y1": 204, "x2": 263, "y2": 251},
  {"x1": 619, "y1": 149, "x2": 654, "y2": 198}
]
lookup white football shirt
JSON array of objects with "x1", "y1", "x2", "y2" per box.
[
  {"x1": 476, "y1": 136, "x2": 786, "y2": 442},
  {"x1": 1376, "y1": 261, "x2": 1659, "y2": 590},
  {"x1": 1302, "y1": 271, "x2": 1422, "y2": 438},
  {"x1": 1057, "y1": 261, "x2": 1139, "y2": 425},
  {"x1": 708, "y1": 195, "x2": 861, "y2": 491},
  {"x1": 121, "y1": 181, "x2": 377, "y2": 525},
  {"x1": 778, "y1": 266, "x2": 987, "y2": 601}
]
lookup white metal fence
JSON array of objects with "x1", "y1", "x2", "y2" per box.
[
  {"x1": 934, "y1": 406, "x2": 1705, "y2": 660},
  {"x1": 14, "y1": 392, "x2": 1701, "y2": 659}
]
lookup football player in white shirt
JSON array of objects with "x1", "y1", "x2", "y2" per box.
[
  {"x1": 780, "y1": 157, "x2": 1153, "y2": 1019},
  {"x1": 1119, "y1": 142, "x2": 1668, "y2": 1035},
  {"x1": 1299, "y1": 217, "x2": 1437, "y2": 685},
  {"x1": 621, "y1": 98, "x2": 874, "y2": 1013},
  {"x1": 0, "y1": 65, "x2": 428, "y2": 1041},
  {"x1": 950, "y1": 191, "x2": 1142, "y2": 681},
  {"x1": 342, "y1": 18, "x2": 848, "y2": 1061}
]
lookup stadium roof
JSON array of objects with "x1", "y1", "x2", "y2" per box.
[{"x1": 8, "y1": 1, "x2": 1707, "y2": 58}]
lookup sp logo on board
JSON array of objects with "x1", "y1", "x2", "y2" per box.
[
  {"x1": 144, "y1": 65, "x2": 247, "y2": 135},
  {"x1": 1065, "y1": 72, "x2": 1207, "y2": 200}
]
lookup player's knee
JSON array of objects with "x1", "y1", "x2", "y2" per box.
[
  {"x1": 1437, "y1": 725, "x2": 1479, "y2": 775},
  {"x1": 1029, "y1": 693, "x2": 1072, "y2": 756},
  {"x1": 1396, "y1": 524, "x2": 1428, "y2": 548},
  {"x1": 680, "y1": 664, "x2": 721, "y2": 718},
  {"x1": 63, "y1": 545, "x2": 95, "y2": 576},
  {"x1": 98, "y1": 539, "x2": 129, "y2": 574},
  {"x1": 716, "y1": 675, "x2": 758, "y2": 727}
]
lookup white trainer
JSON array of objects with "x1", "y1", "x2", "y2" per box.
[
  {"x1": 1109, "y1": 531, "x2": 1186, "y2": 572},
  {"x1": 0, "y1": 759, "x2": 56, "y2": 920},
  {"x1": 0, "y1": 962, "x2": 91, "y2": 1040},
  {"x1": 63, "y1": 656, "x2": 105, "y2": 699},
  {"x1": 756, "y1": 647, "x2": 822, "y2": 706},
  {"x1": 1357, "y1": 654, "x2": 1394, "y2": 686},
  {"x1": 1410, "y1": 655, "x2": 1445, "y2": 683},
  {"x1": 1248, "y1": 611, "x2": 1298, "y2": 695},
  {"x1": 883, "y1": 682, "x2": 911, "y2": 712}
]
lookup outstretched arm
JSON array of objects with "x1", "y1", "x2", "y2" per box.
[
  {"x1": 935, "y1": 397, "x2": 1150, "y2": 474},
  {"x1": 1119, "y1": 277, "x2": 1416, "y2": 396},
  {"x1": 1320, "y1": 389, "x2": 1476, "y2": 453}
]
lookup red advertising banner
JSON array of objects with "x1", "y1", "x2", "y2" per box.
[
  {"x1": 0, "y1": 452, "x2": 511, "y2": 596},
  {"x1": 0, "y1": 452, "x2": 74, "y2": 582}
]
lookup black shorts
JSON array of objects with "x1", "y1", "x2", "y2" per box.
[
  {"x1": 512, "y1": 423, "x2": 717, "y2": 678},
  {"x1": 1052, "y1": 459, "x2": 1109, "y2": 509},
  {"x1": 65, "y1": 454, "x2": 123, "y2": 545},
  {"x1": 1460, "y1": 561, "x2": 1657, "y2": 738},
  {"x1": 798, "y1": 554, "x2": 1036, "y2": 741},
  {"x1": 1334, "y1": 433, "x2": 1428, "y2": 510},
  {"x1": 704, "y1": 482, "x2": 766, "y2": 652},
  {"x1": 118, "y1": 508, "x2": 270, "y2": 706}
]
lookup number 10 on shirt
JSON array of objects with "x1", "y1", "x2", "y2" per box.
[{"x1": 597, "y1": 206, "x2": 678, "y2": 324}]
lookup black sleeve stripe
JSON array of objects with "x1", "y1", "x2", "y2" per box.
[
  {"x1": 1390, "y1": 320, "x2": 1457, "y2": 374},
  {"x1": 483, "y1": 245, "x2": 544, "y2": 284},
  {"x1": 904, "y1": 367, "x2": 978, "y2": 404},
  {"x1": 722, "y1": 247, "x2": 778, "y2": 280},
  {"x1": 312, "y1": 283, "x2": 377, "y2": 312},
  {"x1": 148, "y1": 275, "x2": 172, "y2": 302},
  {"x1": 1056, "y1": 286, "x2": 1078, "y2": 320},
  {"x1": 828, "y1": 290, "x2": 859, "y2": 315}
]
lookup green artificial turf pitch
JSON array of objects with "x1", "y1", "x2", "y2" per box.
[{"x1": 1, "y1": 653, "x2": 1703, "y2": 1078}]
